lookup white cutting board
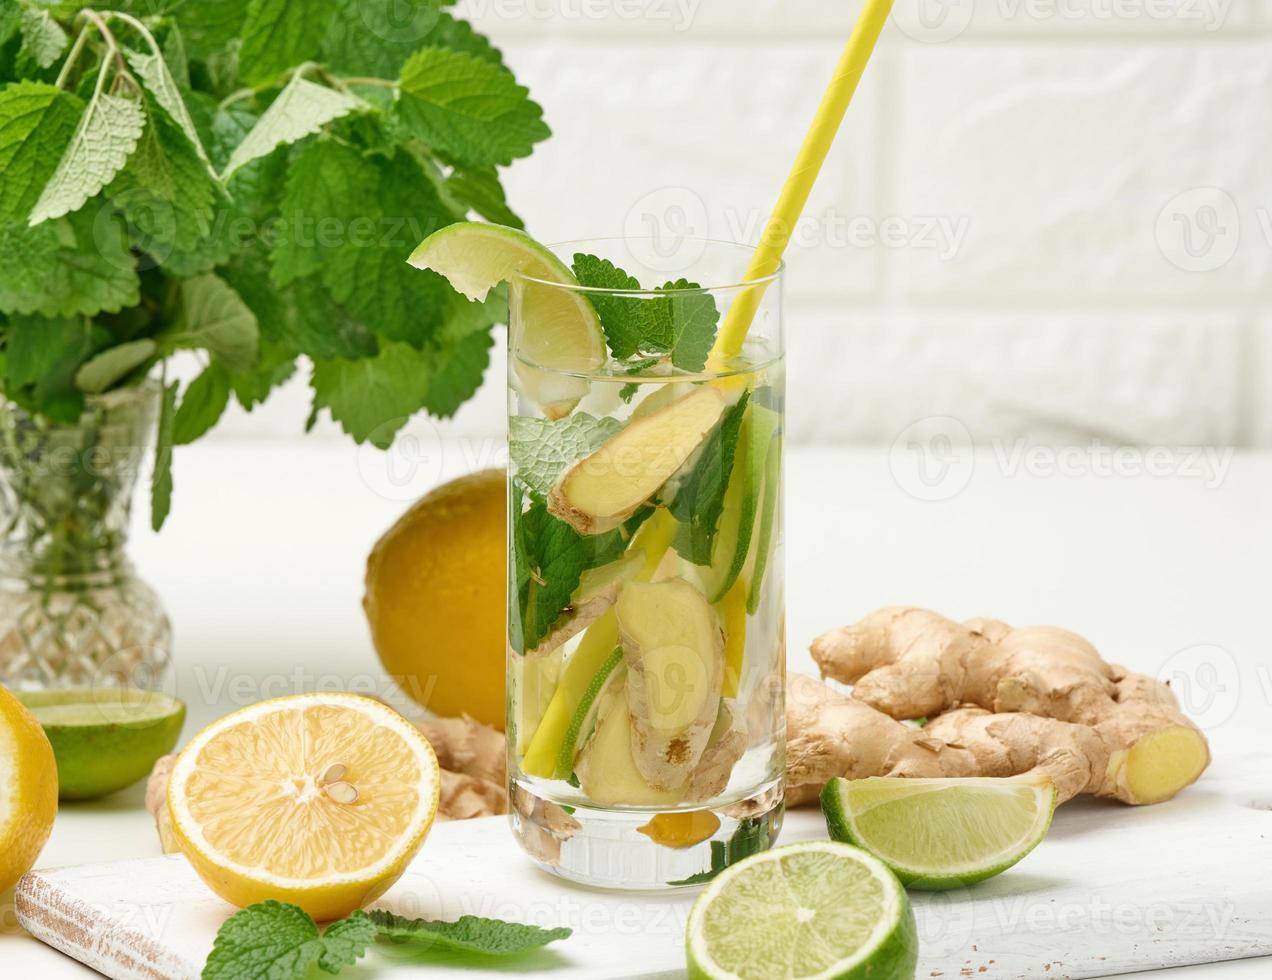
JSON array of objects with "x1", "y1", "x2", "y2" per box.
[{"x1": 15, "y1": 754, "x2": 1272, "y2": 980}]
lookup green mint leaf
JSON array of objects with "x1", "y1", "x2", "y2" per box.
[
  {"x1": 227, "y1": 246, "x2": 378, "y2": 361},
  {"x1": 367, "y1": 909, "x2": 572, "y2": 957},
  {"x1": 173, "y1": 363, "x2": 230, "y2": 445},
  {"x1": 513, "y1": 496, "x2": 642, "y2": 654},
  {"x1": 670, "y1": 390, "x2": 750, "y2": 564},
  {"x1": 229, "y1": 337, "x2": 297, "y2": 411},
  {"x1": 155, "y1": 19, "x2": 191, "y2": 89},
  {"x1": 270, "y1": 138, "x2": 372, "y2": 287},
  {"x1": 17, "y1": 7, "x2": 67, "y2": 70},
  {"x1": 29, "y1": 87, "x2": 145, "y2": 225},
  {"x1": 123, "y1": 48, "x2": 215, "y2": 174},
  {"x1": 322, "y1": 153, "x2": 453, "y2": 347},
  {"x1": 514, "y1": 496, "x2": 591, "y2": 655},
  {"x1": 106, "y1": 96, "x2": 219, "y2": 272},
  {"x1": 572, "y1": 257, "x2": 720, "y2": 371},
  {"x1": 445, "y1": 165, "x2": 523, "y2": 229},
  {"x1": 176, "y1": 0, "x2": 251, "y2": 58},
  {"x1": 4, "y1": 313, "x2": 90, "y2": 421},
  {"x1": 395, "y1": 47, "x2": 550, "y2": 168},
  {"x1": 165, "y1": 274, "x2": 259, "y2": 373},
  {"x1": 74, "y1": 338, "x2": 157, "y2": 395},
  {"x1": 509, "y1": 413, "x2": 623, "y2": 497},
  {"x1": 649, "y1": 279, "x2": 719, "y2": 373},
  {"x1": 0, "y1": 209, "x2": 139, "y2": 318},
  {"x1": 619, "y1": 382, "x2": 638, "y2": 403},
  {"x1": 151, "y1": 379, "x2": 178, "y2": 532},
  {"x1": 0, "y1": 6, "x2": 20, "y2": 48},
  {"x1": 0, "y1": 81, "x2": 83, "y2": 224},
  {"x1": 273, "y1": 141, "x2": 454, "y2": 349},
  {"x1": 220, "y1": 75, "x2": 357, "y2": 182},
  {"x1": 202, "y1": 900, "x2": 325, "y2": 980},
  {"x1": 316, "y1": 910, "x2": 376, "y2": 974},
  {"x1": 570, "y1": 254, "x2": 644, "y2": 360},
  {"x1": 310, "y1": 340, "x2": 432, "y2": 449},
  {"x1": 419, "y1": 291, "x2": 502, "y2": 418},
  {"x1": 237, "y1": 0, "x2": 326, "y2": 86},
  {"x1": 285, "y1": 279, "x2": 380, "y2": 360},
  {"x1": 322, "y1": 3, "x2": 502, "y2": 80}
]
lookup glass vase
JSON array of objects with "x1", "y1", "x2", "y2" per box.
[
  {"x1": 0, "y1": 383, "x2": 172, "y2": 691},
  {"x1": 506, "y1": 238, "x2": 785, "y2": 889}
]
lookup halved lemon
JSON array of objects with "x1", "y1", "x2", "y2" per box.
[
  {"x1": 0, "y1": 684, "x2": 59, "y2": 893},
  {"x1": 167, "y1": 693, "x2": 440, "y2": 920},
  {"x1": 409, "y1": 222, "x2": 607, "y2": 418}
]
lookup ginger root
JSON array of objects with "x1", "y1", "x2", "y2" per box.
[
  {"x1": 618, "y1": 577, "x2": 725, "y2": 791},
  {"x1": 145, "y1": 712, "x2": 510, "y2": 850},
  {"x1": 790, "y1": 607, "x2": 1210, "y2": 807},
  {"x1": 549, "y1": 386, "x2": 727, "y2": 534}
]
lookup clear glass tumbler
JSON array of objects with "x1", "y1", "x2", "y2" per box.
[{"x1": 506, "y1": 238, "x2": 785, "y2": 888}]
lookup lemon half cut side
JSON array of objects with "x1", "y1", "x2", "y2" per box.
[{"x1": 167, "y1": 693, "x2": 440, "y2": 921}]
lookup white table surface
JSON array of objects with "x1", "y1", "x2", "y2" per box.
[{"x1": 3, "y1": 441, "x2": 1269, "y2": 979}]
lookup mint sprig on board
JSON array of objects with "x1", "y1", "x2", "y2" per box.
[
  {"x1": 203, "y1": 901, "x2": 572, "y2": 979},
  {"x1": 0, "y1": 1, "x2": 549, "y2": 529}
]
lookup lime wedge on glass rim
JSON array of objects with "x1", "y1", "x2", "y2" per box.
[
  {"x1": 408, "y1": 222, "x2": 606, "y2": 418},
  {"x1": 686, "y1": 841, "x2": 918, "y2": 980},
  {"x1": 821, "y1": 774, "x2": 1057, "y2": 890}
]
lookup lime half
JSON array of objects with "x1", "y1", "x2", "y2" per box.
[
  {"x1": 687, "y1": 841, "x2": 917, "y2": 980},
  {"x1": 821, "y1": 775, "x2": 1056, "y2": 890},
  {"x1": 409, "y1": 222, "x2": 606, "y2": 418},
  {"x1": 17, "y1": 688, "x2": 185, "y2": 800}
]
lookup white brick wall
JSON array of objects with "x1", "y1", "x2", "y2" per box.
[{"x1": 212, "y1": 1, "x2": 1271, "y2": 448}]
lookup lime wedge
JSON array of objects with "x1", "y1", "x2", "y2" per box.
[
  {"x1": 409, "y1": 222, "x2": 606, "y2": 418},
  {"x1": 554, "y1": 644, "x2": 624, "y2": 779},
  {"x1": 701, "y1": 400, "x2": 780, "y2": 603},
  {"x1": 745, "y1": 427, "x2": 782, "y2": 615},
  {"x1": 687, "y1": 841, "x2": 917, "y2": 980},
  {"x1": 821, "y1": 775, "x2": 1056, "y2": 890},
  {"x1": 17, "y1": 688, "x2": 185, "y2": 800}
]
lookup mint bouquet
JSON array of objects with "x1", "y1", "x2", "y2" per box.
[{"x1": 0, "y1": 0, "x2": 547, "y2": 527}]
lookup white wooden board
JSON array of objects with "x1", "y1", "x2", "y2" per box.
[{"x1": 15, "y1": 756, "x2": 1272, "y2": 980}]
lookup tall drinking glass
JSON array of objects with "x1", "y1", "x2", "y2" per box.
[{"x1": 506, "y1": 238, "x2": 785, "y2": 889}]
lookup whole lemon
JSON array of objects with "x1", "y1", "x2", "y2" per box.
[
  {"x1": 0, "y1": 684, "x2": 59, "y2": 892},
  {"x1": 364, "y1": 469, "x2": 506, "y2": 729}
]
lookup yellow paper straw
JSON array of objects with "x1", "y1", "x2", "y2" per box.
[{"x1": 713, "y1": 0, "x2": 895, "y2": 358}]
